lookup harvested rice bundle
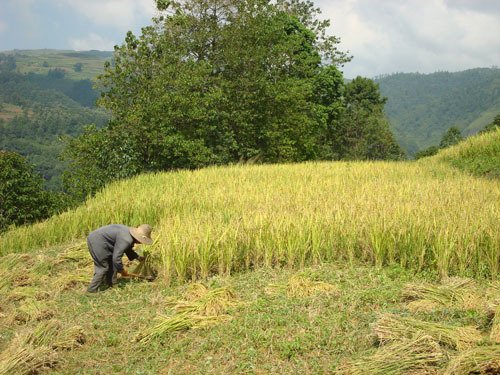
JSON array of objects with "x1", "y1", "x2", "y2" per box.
[
  {"x1": 403, "y1": 279, "x2": 484, "y2": 311},
  {"x1": 174, "y1": 287, "x2": 237, "y2": 316},
  {"x1": 486, "y1": 281, "x2": 500, "y2": 311},
  {"x1": 374, "y1": 313, "x2": 482, "y2": 350},
  {"x1": 14, "y1": 298, "x2": 54, "y2": 323},
  {"x1": 444, "y1": 344, "x2": 500, "y2": 374},
  {"x1": 131, "y1": 250, "x2": 157, "y2": 280},
  {"x1": 183, "y1": 282, "x2": 209, "y2": 300},
  {"x1": 266, "y1": 275, "x2": 339, "y2": 298},
  {"x1": 491, "y1": 306, "x2": 500, "y2": 344},
  {"x1": 0, "y1": 322, "x2": 61, "y2": 375},
  {"x1": 335, "y1": 334, "x2": 445, "y2": 375},
  {"x1": 7, "y1": 286, "x2": 50, "y2": 302},
  {"x1": 136, "y1": 312, "x2": 229, "y2": 344},
  {"x1": 0, "y1": 253, "x2": 29, "y2": 272},
  {"x1": 52, "y1": 326, "x2": 86, "y2": 350},
  {"x1": 0, "y1": 337, "x2": 56, "y2": 375},
  {"x1": 55, "y1": 242, "x2": 89, "y2": 264},
  {"x1": 28, "y1": 320, "x2": 86, "y2": 351},
  {"x1": 406, "y1": 299, "x2": 441, "y2": 313},
  {"x1": 54, "y1": 273, "x2": 89, "y2": 292}
]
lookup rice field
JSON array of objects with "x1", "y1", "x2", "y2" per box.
[{"x1": 0, "y1": 152, "x2": 499, "y2": 282}]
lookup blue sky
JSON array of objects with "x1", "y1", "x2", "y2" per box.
[{"x1": 1, "y1": 0, "x2": 499, "y2": 78}]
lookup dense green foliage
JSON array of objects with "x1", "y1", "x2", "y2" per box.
[
  {"x1": 0, "y1": 65, "x2": 109, "y2": 189},
  {"x1": 0, "y1": 151, "x2": 63, "y2": 232},
  {"x1": 376, "y1": 68, "x2": 500, "y2": 155},
  {"x1": 63, "y1": 0, "x2": 403, "y2": 198},
  {"x1": 414, "y1": 126, "x2": 463, "y2": 159}
]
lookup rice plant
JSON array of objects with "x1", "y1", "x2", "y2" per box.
[{"x1": 1, "y1": 144, "x2": 498, "y2": 282}]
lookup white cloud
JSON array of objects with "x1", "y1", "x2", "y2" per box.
[
  {"x1": 315, "y1": 0, "x2": 500, "y2": 77},
  {"x1": 0, "y1": 20, "x2": 6, "y2": 34},
  {"x1": 68, "y1": 33, "x2": 116, "y2": 51},
  {"x1": 54, "y1": 0, "x2": 157, "y2": 29}
]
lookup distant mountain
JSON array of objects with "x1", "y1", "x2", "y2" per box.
[
  {"x1": 0, "y1": 50, "x2": 111, "y2": 189},
  {"x1": 376, "y1": 68, "x2": 500, "y2": 156}
]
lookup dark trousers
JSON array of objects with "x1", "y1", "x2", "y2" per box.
[{"x1": 87, "y1": 240, "x2": 117, "y2": 292}]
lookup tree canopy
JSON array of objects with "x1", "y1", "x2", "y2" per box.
[
  {"x1": 0, "y1": 151, "x2": 62, "y2": 232},
  {"x1": 62, "y1": 0, "x2": 403, "y2": 198}
]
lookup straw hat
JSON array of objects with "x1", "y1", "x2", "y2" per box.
[{"x1": 129, "y1": 224, "x2": 153, "y2": 245}]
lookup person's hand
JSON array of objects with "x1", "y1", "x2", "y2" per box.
[
  {"x1": 120, "y1": 269, "x2": 129, "y2": 277},
  {"x1": 137, "y1": 256, "x2": 146, "y2": 262}
]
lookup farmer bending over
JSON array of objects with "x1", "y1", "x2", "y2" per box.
[{"x1": 86, "y1": 224, "x2": 153, "y2": 293}]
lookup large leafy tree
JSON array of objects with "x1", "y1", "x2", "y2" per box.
[
  {"x1": 63, "y1": 0, "x2": 351, "y2": 197},
  {"x1": 0, "y1": 151, "x2": 60, "y2": 232},
  {"x1": 334, "y1": 77, "x2": 405, "y2": 160}
]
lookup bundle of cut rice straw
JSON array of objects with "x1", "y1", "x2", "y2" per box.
[
  {"x1": 0, "y1": 320, "x2": 85, "y2": 375},
  {"x1": 266, "y1": 275, "x2": 339, "y2": 298},
  {"x1": 335, "y1": 334, "x2": 446, "y2": 375},
  {"x1": 444, "y1": 344, "x2": 500, "y2": 374},
  {"x1": 131, "y1": 250, "x2": 157, "y2": 280},
  {"x1": 374, "y1": 313, "x2": 482, "y2": 351},
  {"x1": 136, "y1": 283, "x2": 237, "y2": 344},
  {"x1": 136, "y1": 312, "x2": 230, "y2": 344},
  {"x1": 403, "y1": 278, "x2": 484, "y2": 311},
  {"x1": 491, "y1": 306, "x2": 500, "y2": 343}
]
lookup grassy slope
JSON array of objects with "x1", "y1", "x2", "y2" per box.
[
  {"x1": 1, "y1": 243, "x2": 496, "y2": 374},
  {"x1": 434, "y1": 127, "x2": 500, "y2": 178},
  {"x1": 4, "y1": 49, "x2": 112, "y2": 81}
]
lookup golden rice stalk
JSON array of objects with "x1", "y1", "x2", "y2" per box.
[
  {"x1": 491, "y1": 306, "x2": 500, "y2": 344},
  {"x1": 444, "y1": 345, "x2": 500, "y2": 375},
  {"x1": 406, "y1": 299, "x2": 441, "y2": 313},
  {"x1": 136, "y1": 312, "x2": 230, "y2": 344},
  {"x1": 403, "y1": 279, "x2": 484, "y2": 311},
  {"x1": 183, "y1": 282, "x2": 209, "y2": 300},
  {"x1": 7, "y1": 286, "x2": 50, "y2": 302},
  {"x1": 266, "y1": 275, "x2": 339, "y2": 298},
  {"x1": 486, "y1": 281, "x2": 500, "y2": 312},
  {"x1": 374, "y1": 313, "x2": 482, "y2": 351},
  {"x1": 0, "y1": 340, "x2": 56, "y2": 375},
  {"x1": 131, "y1": 250, "x2": 157, "y2": 280},
  {"x1": 0, "y1": 253, "x2": 29, "y2": 272},
  {"x1": 55, "y1": 241, "x2": 88, "y2": 264},
  {"x1": 14, "y1": 298, "x2": 54, "y2": 323},
  {"x1": 174, "y1": 287, "x2": 237, "y2": 316},
  {"x1": 52, "y1": 326, "x2": 86, "y2": 350},
  {"x1": 27, "y1": 320, "x2": 86, "y2": 351},
  {"x1": 335, "y1": 334, "x2": 445, "y2": 375},
  {"x1": 0, "y1": 322, "x2": 62, "y2": 375},
  {"x1": 26, "y1": 320, "x2": 62, "y2": 347}
]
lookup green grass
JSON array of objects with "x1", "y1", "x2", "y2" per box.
[
  {"x1": 434, "y1": 127, "x2": 500, "y2": 178},
  {"x1": 1, "y1": 243, "x2": 498, "y2": 374}
]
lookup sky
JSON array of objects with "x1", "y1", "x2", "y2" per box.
[{"x1": 0, "y1": 0, "x2": 499, "y2": 78}]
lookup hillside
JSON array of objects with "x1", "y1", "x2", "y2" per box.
[
  {"x1": 1, "y1": 131, "x2": 499, "y2": 373},
  {"x1": 376, "y1": 68, "x2": 500, "y2": 156},
  {"x1": 2, "y1": 49, "x2": 113, "y2": 81},
  {"x1": 0, "y1": 50, "x2": 111, "y2": 189}
]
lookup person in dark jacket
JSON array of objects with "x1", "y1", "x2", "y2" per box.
[{"x1": 86, "y1": 224, "x2": 153, "y2": 293}]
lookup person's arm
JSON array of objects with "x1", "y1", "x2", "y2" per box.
[
  {"x1": 112, "y1": 236, "x2": 133, "y2": 273},
  {"x1": 125, "y1": 247, "x2": 140, "y2": 262}
]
